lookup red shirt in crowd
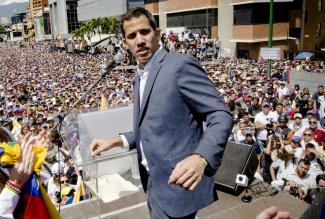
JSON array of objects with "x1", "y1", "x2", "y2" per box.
[{"x1": 312, "y1": 129, "x2": 325, "y2": 145}]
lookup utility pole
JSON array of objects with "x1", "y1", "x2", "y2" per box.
[{"x1": 267, "y1": 0, "x2": 274, "y2": 80}]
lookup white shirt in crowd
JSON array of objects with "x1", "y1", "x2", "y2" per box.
[
  {"x1": 277, "y1": 86, "x2": 289, "y2": 99},
  {"x1": 288, "y1": 122, "x2": 306, "y2": 138},
  {"x1": 272, "y1": 158, "x2": 296, "y2": 181},
  {"x1": 254, "y1": 110, "x2": 278, "y2": 141},
  {"x1": 282, "y1": 171, "x2": 314, "y2": 194},
  {"x1": 305, "y1": 157, "x2": 324, "y2": 188},
  {"x1": 318, "y1": 95, "x2": 325, "y2": 118}
]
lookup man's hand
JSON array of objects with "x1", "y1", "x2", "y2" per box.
[
  {"x1": 9, "y1": 132, "x2": 35, "y2": 187},
  {"x1": 298, "y1": 188, "x2": 307, "y2": 200},
  {"x1": 90, "y1": 136, "x2": 123, "y2": 156},
  {"x1": 287, "y1": 181, "x2": 297, "y2": 188},
  {"x1": 33, "y1": 130, "x2": 51, "y2": 148},
  {"x1": 168, "y1": 154, "x2": 207, "y2": 191},
  {"x1": 256, "y1": 206, "x2": 291, "y2": 219}
]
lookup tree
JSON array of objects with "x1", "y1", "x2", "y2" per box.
[
  {"x1": 0, "y1": 24, "x2": 5, "y2": 33},
  {"x1": 89, "y1": 17, "x2": 102, "y2": 41},
  {"x1": 79, "y1": 22, "x2": 95, "y2": 42},
  {"x1": 107, "y1": 17, "x2": 119, "y2": 34},
  {"x1": 101, "y1": 17, "x2": 110, "y2": 34},
  {"x1": 72, "y1": 28, "x2": 84, "y2": 40},
  {"x1": 101, "y1": 16, "x2": 119, "y2": 34}
]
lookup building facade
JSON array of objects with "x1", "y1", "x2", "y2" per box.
[
  {"x1": 145, "y1": 0, "x2": 218, "y2": 38},
  {"x1": 49, "y1": 0, "x2": 80, "y2": 39},
  {"x1": 145, "y1": 0, "x2": 324, "y2": 60},
  {"x1": 77, "y1": 0, "x2": 144, "y2": 22},
  {"x1": 230, "y1": 0, "x2": 301, "y2": 59},
  {"x1": 302, "y1": 0, "x2": 325, "y2": 55},
  {"x1": 29, "y1": 0, "x2": 49, "y2": 18}
]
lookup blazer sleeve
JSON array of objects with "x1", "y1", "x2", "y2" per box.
[
  {"x1": 120, "y1": 131, "x2": 136, "y2": 150},
  {"x1": 175, "y1": 55, "x2": 233, "y2": 175}
]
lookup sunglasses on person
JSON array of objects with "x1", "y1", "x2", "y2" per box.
[
  {"x1": 60, "y1": 180, "x2": 69, "y2": 184},
  {"x1": 303, "y1": 133, "x2": 312, "y2": 136},
  {"x1": 309, "y1": 121, "x2": 317, "y2": 124}
]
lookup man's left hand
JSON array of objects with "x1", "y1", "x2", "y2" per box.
[{"x1": 168, "y1": 154, "x2": 207, "y2": 191}]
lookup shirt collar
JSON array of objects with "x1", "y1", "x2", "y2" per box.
[{"x1": 137, "y1": 46, "x2": 163, "y2": 77}]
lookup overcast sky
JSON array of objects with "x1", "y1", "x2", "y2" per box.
[{"x1": 0, "y1": 0, "x2": 28, "y2": 5}]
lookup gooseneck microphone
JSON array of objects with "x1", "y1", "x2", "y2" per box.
[{"x1": 51, "y1": 54, "x2": 120, "y2": 212}]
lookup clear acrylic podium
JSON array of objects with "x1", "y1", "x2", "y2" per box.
[{"x1": 60, "y1": 106, "x2": 148, "y2": 219}]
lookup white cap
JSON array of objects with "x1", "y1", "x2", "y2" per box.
[{"x1": 51, "y1": 161, "x2": 65, "y2": 175}]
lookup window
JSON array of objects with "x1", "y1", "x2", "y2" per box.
[
  {"x1": 144, "y1": 0, "x2": 158, "y2": 3},
  {"x1": 167, "y1": 9, "x2": 217, "y2": 28},
  {"x1": 318, "y1": 0, "x2": 322, "y2": 12},
  {"x1": 234, "y1": 3, "x2": 289, "y2": 25}
]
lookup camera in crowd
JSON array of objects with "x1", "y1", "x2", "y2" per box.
[
  {"x1": 296, "y1": 98, "x2": 308, "y2": 109},
  {"x1": 289, "y1": 186, "x2": 300, "y2": 197},
  {"x1": 266, "y1": 119, "x2": 274, "y2": 136},
  {"x1": 282, "y1": 178, "x2": 302, "y2": 198}
]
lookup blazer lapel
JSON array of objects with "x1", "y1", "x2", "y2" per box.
[
  {"x1": 134, "y1": 74, "x2": 140, "y2": 124},
  {"x1": 138, "y1": 49, "x2": 168, "y2": 126}
]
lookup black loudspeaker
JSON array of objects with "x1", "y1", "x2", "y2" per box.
[{"x1": 214, "y1": 141, "x2": 258, "y2": 195}]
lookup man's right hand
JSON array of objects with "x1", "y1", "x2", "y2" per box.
[{"x1": 90, "y1": 136, "x2": 123, "y2": 156}]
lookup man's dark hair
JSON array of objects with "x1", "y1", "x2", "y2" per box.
[
  {"x1": 298, "y1": 158, "x2": 311, "y2": 166},
  {"x1": 316, "y1": 174, "x2": 325, "y2": 185},
  {"x1": 278, "y1": 115, "x2": 288, "y2": 123},
  {"x1": 120, "y1": 7, "x2": 157, "y2": 37},
  {"x1": 305, "y1": 142, "x2": 316, "y2": 149}
]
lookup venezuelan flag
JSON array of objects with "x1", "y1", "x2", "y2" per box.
[
  {"x1": 14, "y1": 174, "x2": 61, "y2": 219},
  {"x1": 72, "y1": 180, "x2": 86, "y2": 203},
  {"x1": 0, "y1": 142, "x2": 61, "y2": 219}
]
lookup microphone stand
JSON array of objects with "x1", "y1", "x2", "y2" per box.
[{"x1": 51, "y1": 64, "x2": 114, "y2": 212}]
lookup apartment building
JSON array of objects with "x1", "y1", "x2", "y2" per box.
[
  {"x1": 302, "y1": 0, "x2": 325, "y2": 54},
  {"x1": 29, "y1": 0, "x2": 49, "y2": 18},
  {"x1": 145, "y1": 0, "x2": 324, "y2": 60}
]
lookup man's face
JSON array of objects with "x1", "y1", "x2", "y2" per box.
[
  {"x1": 295, "y1": 117, "x2": 302, "y2": 125},
  {"x1": 303, "y1": 131, "x2": 313, "y2": 141},
  {"x1": 318, "y1": 86, "x2": 324, "y2": 95},
  {"x1": 306, "y1": 148, "x2": 316, "y2": 161},
  {"x1": 122, "y1": 15, "x2": 160, "y2": 69},
  {"x1": 262, "y1": 106, "x2": 270, "y2": 114},
  {"x1": 291, "y1": 141, "x2": 300, "y2": 149},
  {"x1": 309, "y1": 118, "x2": 318, "y2": 130},
  {"x1": 297, "y1": 162, "x2": 310, "y2": 177},
  {"x1": 276, "y1": 105, "x2": 283, "y2": 113},
  {"x1": 319, "y1": 179, "x2": 325, "y2": 190}
]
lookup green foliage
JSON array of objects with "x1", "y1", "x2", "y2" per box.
[
  {"x1": 72, "y1": 16, "x2": 120, "y2": 42},
  {"x1": 0, "y1": 24, "x2": 5, "y2": 33}
]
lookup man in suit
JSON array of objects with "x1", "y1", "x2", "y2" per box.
[{"x1": 90, "y1": 7, "x2": 233, "y2": 219}]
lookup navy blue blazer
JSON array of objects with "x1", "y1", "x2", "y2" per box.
[{"x1": 124, "y1": 48, "x2": 233, "y2": 217}]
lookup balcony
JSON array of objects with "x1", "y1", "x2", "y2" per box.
[
  {"x1": 231, "y1": 0, "x2": 293, "y2": 5},
  {"x1": 165, "y1": 0, "x2": 218, "y2": 13},
  {"x1": 232, "y1": 22, "x2": 290, "y2": 42}
]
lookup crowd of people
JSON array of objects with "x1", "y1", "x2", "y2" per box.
[{"x1": 0, "y1": 34, "x2": 324, "y2": 208}]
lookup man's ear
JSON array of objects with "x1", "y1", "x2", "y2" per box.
[
  {"x1": 155, "y1": 28, "x2": 161, "y2": 36},
  {"x1": 122, "y1": 39, "x2": 129, "y2": 50}
]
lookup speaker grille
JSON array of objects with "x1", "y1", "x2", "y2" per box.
[{"x1": 214, "y1": 141, "x2": 258, "y2": 195}]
